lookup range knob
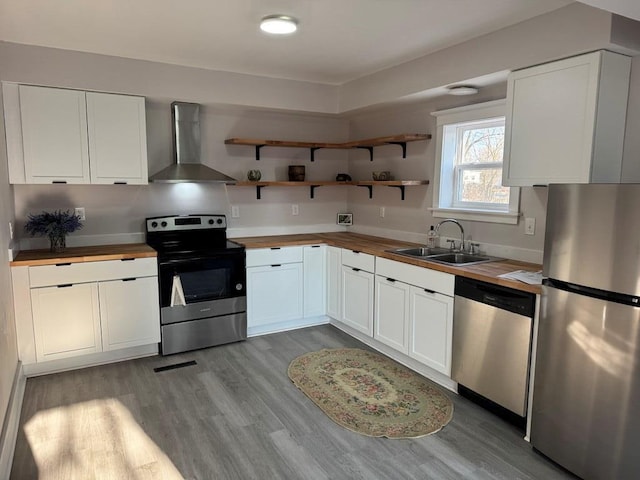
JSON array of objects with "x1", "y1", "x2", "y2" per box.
[
  {"x1": 208, "y1": 219, "x2": 214, "y2": 225},
  {"x1": 161, "y1": 221, "x2": 168, "y2": 228},
  {"x1": 217, "y1": 219, "x2": 223, "y2": 224},
  {"x1": 151, "y1": 221, "x2": 158, "y2": 228}
]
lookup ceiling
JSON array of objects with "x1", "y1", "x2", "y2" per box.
[{"x1": 0, "y1": 0, "x2": 580, "y2": 85}]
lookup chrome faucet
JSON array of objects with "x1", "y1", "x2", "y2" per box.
[{"x1": 435, "y1": 218, "x2": 465, "y2": 252}]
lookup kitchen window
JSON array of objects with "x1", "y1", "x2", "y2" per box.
[{"x1": 431, "y1": 100, "x2": 520, "y2": 224}]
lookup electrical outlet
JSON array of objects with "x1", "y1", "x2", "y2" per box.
[
  {"x1": 74, "y1": 207, "x2": 86, "y2": 221},
  {"x1": 231, "y1": 206, "x2": 240, "y2": 218},
  {"x1": 525, "y1": 217, "x2": 536, "y2": 235},
  {"x1": 292, "y1": 204, "x2": 299, "y2": 216},
  {"x1": 379, "y1": 207, "x2": 385, "y2": 218},
  {"x1": 8, "y1": 221, "x2": 13, "y2": 240}
]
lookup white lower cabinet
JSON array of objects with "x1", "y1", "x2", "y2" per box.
[
  {"x1": 31, "y1": 283, "x2": 101, "y2": 361},
  {"x1": 374, "y1": 276, "x2": 410, "y2": 354},
  {"x1": 98, "y1": 277, "x2": 161, "y2": 351},
  {"x1": 12, "y1": 256, "x2": 160, "y2": 368},
  {"x1": 374, "y1": 257, "x2": 454, "y2": 377},
  {"x1": 246, "y1": 245, "x2": 331, "y2": 335},
  {"x1": 326, "y1": 246, "x2": 342, "y2": 320},
  {"x1": 247, "y1": 263, "x2": 304, "y2": 328},
  {"x1": 409, "y1": 286, "x2": 454, "y2": 375},
  {"x1": 341, "y1": 265, "x2": 374, "y2": 336},
  {"x1": 303, "y1": 245, "x2": 326, "y2": 318}
]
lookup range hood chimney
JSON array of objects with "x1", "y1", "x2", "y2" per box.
[{"x1": 149, "y1": 102, "x2": 237, "y2": 183}]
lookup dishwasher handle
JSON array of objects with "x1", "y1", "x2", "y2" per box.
[
  {"x1": 455, "y1": 276, "x2": 535, "y2": 318},
  {"x1": 482, "y1": 293, "x2": 519, "y2": 311}
]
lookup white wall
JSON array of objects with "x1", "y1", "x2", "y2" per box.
[
  {"x1": 0, "y1": 92, "x2": 18, "y2": 445},
  {"x1": 4, "y1": 3, "x2": 640, "y2": 254},
  {"x1": 346, "y1": 54, "x2": 640, "y2": 261},
  {"x1": 14, "y1": 102, "x2": 351, "y2": 248},
  {"x1": 0, "y1": 42, "x2": 339, "y2": 114},
  {"x1": 339, "y1": 3, "x2": 640, "y2": 112},
  {"x1": 344, "y1": 84, "x2": 548, "y2": 262}
]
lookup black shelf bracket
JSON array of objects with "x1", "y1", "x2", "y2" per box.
[
  {"x1": 389, "y1": 185, "x2": 407, "y2": 200},
  {"x1": 356, "y1": 146, "x2": 374, "y2": 161},
  {"x1": 309, "y1": 147, "x2": 322, "y2": 162},
  {"x1": 255, "y1": 145, "x2": 265, "y2": 160},
  {"x1": 310, "y1": 185, "x2": 321, "y2": 199},
  {"x1": 388, "y1": 141, "x2": 408, "y2": 158},
  {"x1": 357, "y1": 184, "x2": 373, "y2": 199},
  {"x1": 255, "y1": 185, "x2": 266, "y2": 199}
]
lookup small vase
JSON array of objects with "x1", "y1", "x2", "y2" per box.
[
  {"x1": 49, "y1": 233, "x2": 66, "y2": 253},
  {"x1": 247, "y1": 169, "x2": 262, "y2": 181}
]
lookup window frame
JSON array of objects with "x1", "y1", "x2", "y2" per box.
[{"x1": 430, "y1": 100, "x2": 520, "y2": 225}]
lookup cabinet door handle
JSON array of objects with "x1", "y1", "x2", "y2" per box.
[
  {"x1": 114, "y1": 181, "x2": 127, "y2": 185},
  {"x1": 55, "y1": 263, "x2": 72, "y2": 267},
  {"x1": 271, "y1": 264, "x2": 281, "y2": 268},
  {"x1": 352, "y1": 250, "x2": 361, "y2": 254},
  {"x1": 352, "y1": 267, "x2": 360, "y2": 272},
  {"x1": 386, "y1": 278, "x2": 396, "y2": 283},
  {"x1": 52, "y1": 180, "x2": 67, "y2": 184},
  {"x1": 57, "y1": 284, "x2": 73, "y2": 288},
  {"x1": 311, "y1": 245, "x2": 321, "y2": 248},
  {"x1": 424, "y1": 288, "x2": 435, "y2": 294},
  {"x1": 270, "y1": 247, "x2": 281, "y2": 250},
  {"x1": 122, "y1": 277, "x2": 137, "y2": 282},
  {"x1": 120, "y1": 258, "x2": 135, "y2": 262}
]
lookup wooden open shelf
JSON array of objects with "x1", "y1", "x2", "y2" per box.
[
  {"x1": 233, "y1": 180, "x2": 429, "y2": 200},
  {"x1": 225, "y1": 134, "x2": 431, "y2": 161}
]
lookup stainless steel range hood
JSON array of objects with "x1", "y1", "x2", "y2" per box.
[{"x1": 150, "y1": 102, "x2": 237, "y2": 184}]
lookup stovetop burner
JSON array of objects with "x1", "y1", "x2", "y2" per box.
[{"x1": 145, "y1": 214, "x2": 243, "y2": 258}]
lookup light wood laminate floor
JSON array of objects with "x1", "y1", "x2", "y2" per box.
[{"x1": 11, "y1": 325, "x2": 576, "y2": 479}]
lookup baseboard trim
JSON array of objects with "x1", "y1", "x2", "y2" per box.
[
  {"x1": 248, "y1": 316, "x2": 330, "y2": 337},
  {"x1": 0, "y1": 361, "x2": 26, "y2": 479},
  {"x1": 23, "y1": 343, "x2": 159, "y2": 377}
]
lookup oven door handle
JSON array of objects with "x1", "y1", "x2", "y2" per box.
[{"x1": 159, "y1": 256, "x2": 219, "y2": 267}]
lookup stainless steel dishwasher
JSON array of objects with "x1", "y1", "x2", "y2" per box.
[{"x1": 452, "y1": 276, "x2": 535, "y2": 419}]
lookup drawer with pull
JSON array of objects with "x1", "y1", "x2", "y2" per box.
[
  {"x1": 341, "y1": 249, "x2": 375, "y2": 272},
  {"x1": 376, "y1": 257, "x2": 454, "y2": 296},
  {"x1": 246, "y1": 246, "x2": 303, "y2": 267},
  {"x1": 29, "y1": 257, "x2": 157, "y2": 287}
]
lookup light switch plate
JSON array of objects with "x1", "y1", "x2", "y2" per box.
[
  {"x1": 74, "y1": 207, "x2": 86, "y2": 221},
  {"x1": 231, "y1": 206, "x2": 240, "y2": 218},
  {"x1": 525, "y1": 217, "x2": 535, "y2": 235}
]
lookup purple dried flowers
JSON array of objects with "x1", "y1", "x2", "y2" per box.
[{"x1": 24, "y1": 210, "x2": 83, "y2": 238}]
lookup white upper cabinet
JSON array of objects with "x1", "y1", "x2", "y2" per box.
[
  {"x1": 502, "y1": 50, "x2": 631, "y2": 186},
  {"x1": 87, "y1": 92, "x2": 148, "y2": 184},
  {"x1": 3, "y1": 83, "x2": 148, "y2": 185},
  {"x1": 19, "y1": 85, "x2": 91, "y2": 184}
]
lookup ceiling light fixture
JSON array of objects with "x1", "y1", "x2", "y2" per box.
[
  {"x1": 447, "y1": 85, "x2": 479, "y2": 96},
  {"x1": 260, "y1": 15, "x2": 298, "y2": 35}
]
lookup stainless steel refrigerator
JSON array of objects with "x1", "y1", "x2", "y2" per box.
[{"x1": 532, "y1": 184, "x2": 640, "y2": 480}]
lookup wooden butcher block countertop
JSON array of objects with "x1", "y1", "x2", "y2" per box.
[
  {"x1": 232, "y1": 232, "x2": 542, "y2": 295},
  {"x1": 10, "y1": 243, "x2": 157, "y2": 267}
]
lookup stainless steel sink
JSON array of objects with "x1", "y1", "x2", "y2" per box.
[
  {"x1": 389, "y1": 247, "x2": 500, "y2": 266},
  {"x1": 427, "y1": 253, "x2": 497, "y2": 266},
  {"x1": 391, "y1": 247, "x2": 450, "y2": 258}
]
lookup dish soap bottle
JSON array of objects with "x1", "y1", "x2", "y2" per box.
[{"x1": 427, "y1": 225, "x2": 439, "y2": 248}]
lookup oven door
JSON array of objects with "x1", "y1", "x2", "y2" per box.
[{"x1": 158, "y1": 253, "x2": 246, "y2": 324}]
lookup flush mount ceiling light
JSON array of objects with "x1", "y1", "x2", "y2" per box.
[
  {"x1": 260, "y1": 15, "x2": 298, "y2": 34},
  {"x1": 447, "y1": 85, "x2": 479, "y2": 96}
]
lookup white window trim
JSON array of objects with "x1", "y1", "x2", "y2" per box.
[{"x1": 430, "y1": 100, "x2": 520, "y2": 225}]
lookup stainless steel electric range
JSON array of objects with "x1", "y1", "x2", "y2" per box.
[{"x1": 145, "y1": 214, "x2": 246, "y2": 355}]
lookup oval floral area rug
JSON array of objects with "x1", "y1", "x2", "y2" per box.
[{"x1": 287, "y1": 348, "x2": 453, "y2": 438}]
